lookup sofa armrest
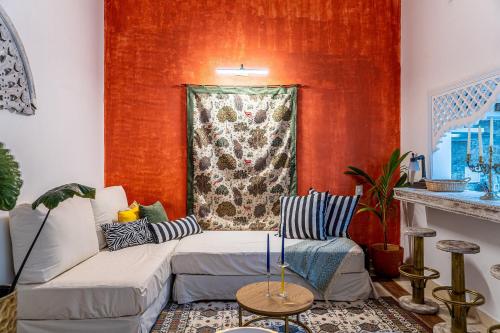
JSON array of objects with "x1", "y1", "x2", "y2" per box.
[{"x1": 0, "y1": 213, "x2": 14, "y2": 285}]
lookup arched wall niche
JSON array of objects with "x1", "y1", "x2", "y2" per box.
[
  {"x1": 431, "y1": 70, "x2": 499, "y2": 152},
  {"x1": 430, "y1": 70, "x2": 500, "y2": 189}
]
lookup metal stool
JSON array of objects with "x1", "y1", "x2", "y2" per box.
[
  {"x1": 398, "y1": 227, "x2": 440, "y2": 314},
  {"x1": 488, "y1": 265, "x2": 500, "y2": 333},
  {"x1": 432, "y1": 240, "x2": 485, "y2": 333}
]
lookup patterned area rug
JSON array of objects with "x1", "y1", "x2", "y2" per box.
[{"x1": 151, "y1": 297, "x2": 432, "y2": 333}]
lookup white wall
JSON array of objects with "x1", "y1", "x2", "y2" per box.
[
  {"x1": 402, "y1": 0, "x2": 500, "y2": 321},
  {"x1": 0, "y1": 0, "x2": 103, "y2": 285}
]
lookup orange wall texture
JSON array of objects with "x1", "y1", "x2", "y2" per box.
[{"x1": 105, "y1": 0, "x2": 401, "y2": 246}]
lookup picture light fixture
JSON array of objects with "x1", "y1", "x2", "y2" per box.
[{"x1": 215, "y1": 64, "x2": 269, "y2": 76}]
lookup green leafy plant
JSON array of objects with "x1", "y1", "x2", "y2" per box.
[
  {"x1": 9, "y1": 183, "x2": 95, "y2": 293},
  {"x1": 0, "y1": 143, "x2": 23, "y2": 211},
  {"x1": 344, "y1": 149, "x2": 410, "y2": 250}
]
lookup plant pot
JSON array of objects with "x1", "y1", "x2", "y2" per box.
[
  {"x1": 370, "y1": 243, "x2": 404, "y2": 278},
  {"x1": 0, "y1": 286, "x2": 16, "y2": 333}
]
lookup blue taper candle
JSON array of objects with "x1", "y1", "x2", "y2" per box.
[{"x1": 266, "y1": 234, "x2": 270, "y2": 273}]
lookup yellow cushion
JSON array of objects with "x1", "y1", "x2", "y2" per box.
[{"x1": 117, "y1": 202, "x2": 140, "y2": 222}]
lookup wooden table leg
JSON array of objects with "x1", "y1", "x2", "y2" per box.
[
  {"x1": 238, "y1": 306, "x2": 242, "y2": 327},
  {"x1": 284, "y1": 316, "x2": 289, "y2": 333}
]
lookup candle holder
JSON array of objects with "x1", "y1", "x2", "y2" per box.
[
  {"x1": 266, "y1": 272, "x2": 271, "y2": 297},
  {"x1": 466, "y1": 146, "x2": 500, "y2": 200},
  {"x1": 279, "y1": 263, "x2": 289, "y2": 298}
]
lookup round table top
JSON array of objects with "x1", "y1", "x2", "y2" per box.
[
  {"x1": 436, "y1": 240, "x2": 480, "y2": 254},
  {"x1": 236, "y1": 282, "x2": 314, "y2": 317},
  {"x1": 404, "y1": 227, "x2": 436, "y2": 237}
]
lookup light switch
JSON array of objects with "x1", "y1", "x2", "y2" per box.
[{"x1": 355, "y1": 184, "x2": 363, "y2": 196}]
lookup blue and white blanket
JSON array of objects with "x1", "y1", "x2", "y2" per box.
[{"x1": 285, "y1": 237, "x2": 356, "y2": 296}]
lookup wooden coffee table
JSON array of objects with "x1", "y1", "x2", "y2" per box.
[{"x1": 236, "y1": 282, "x2": 314, "y2": 333}]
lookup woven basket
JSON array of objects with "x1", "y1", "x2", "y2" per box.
[
  {"x1": 0, "y1": 288, "x2": 17, "y2": 333},
  {"x1": 425, "y1": 178, "x2": 470, "y2": 192}
]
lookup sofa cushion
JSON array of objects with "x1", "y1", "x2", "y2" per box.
[
  {"x1": 148, "y1": 215, "x2": 202, "y2": 243},
  {"x1": 139, "y1": 201, "x2": 168, "y2": 223},
  {"x1": 279, "y1": 192, "x2": 327, "y2": 240},
  {"x1": 91, "y1": 186, "x2": 128, "y2": 248},
  {"x1": 309, "y1": 188, "x2": 360, "y2": 238},
  {"x1": 172, "y1": 231, "x2": 365, "y2": 276},
  {"x1": 17, "y1": 240, "x2": 179, "y2": 320},
  {"x1": 117, "y1": 201, "x2": 140, "y2": 222},
  {"x1": 101, "y1": 218, "x2": 153, "y2": 251},
  {"x1": 9, "y1": 197, "x2": 99, "y2": 284}
]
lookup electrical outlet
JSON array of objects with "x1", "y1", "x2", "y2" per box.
[{"x1": 355, "y1": 184, "x2": 363, "y2": 196}]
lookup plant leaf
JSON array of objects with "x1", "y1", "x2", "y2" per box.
[
  {"x1": 346, "y1": 149, "x2": 411, "y2": 247},
  {"x1": 357, "y1": 206, "x2": 383, "y2": 220},
  {"x1": 32, "y1": 183, "x2": 96, "y2": 210},
  {"x1": 344, "y1": 166, "x2": 376, "y2": 185},
  {"x1": 0, "y1": 143, "x2": 23, "y2": 211},
  {"x1": 394, "y1": 173, "x2": 409, "y2": 188}
]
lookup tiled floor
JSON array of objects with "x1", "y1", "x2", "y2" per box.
[{"x1": 374, "y1": 277, "x2": 490, "y2": 333}]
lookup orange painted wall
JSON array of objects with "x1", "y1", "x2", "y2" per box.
[{"x1": 105, "y1": 0, "x2": 401, "y2": 246}]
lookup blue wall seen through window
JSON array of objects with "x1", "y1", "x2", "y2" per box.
[{"x1": 451, "y1": 118, "x2": 499, "y2": 191}]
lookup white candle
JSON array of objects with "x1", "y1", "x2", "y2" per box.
[
  {"x1": 490, "y1": 118, "x2": 494, "y2": 147},
  {"x1": 467, "y1": 127, "x2": 471, "y2": 155},
  {"x1": 478, "y1": 126, "x2": 483, "y2": 158}
]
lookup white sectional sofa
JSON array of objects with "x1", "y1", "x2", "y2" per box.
[
  {"x1": 16, "y1": 241, "x2": 178, "y2": 333},
  {"x1": 171, "y1": 231, "x2": 373, "y2": 304},
  {"x1": 5, "y1": 186, "x2": 373, "y2": 333}
]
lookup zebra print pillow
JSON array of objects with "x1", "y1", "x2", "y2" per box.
[
  {"x1": 309, "y1": 188, "x2": 360, "y2": 238},
  {"x1": 148, "y1": 215, "x2": 202, "y2": 243},
  {"x1": 279, "y1": 192, "x2": 327, "y2": 240},
  {"x1": 101, "y1": 218, "x2": 153, "y2": 251}
]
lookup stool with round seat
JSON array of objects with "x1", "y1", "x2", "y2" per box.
[
  {"x1": 488, "y1": 264, "x2": 500, "y2": 333},
  {"x1": 398, "y1": 227, "x2": 440, "y2": 314},
  {"x1": 432, "y1": 240, "x2": 485, "y2": 333}
]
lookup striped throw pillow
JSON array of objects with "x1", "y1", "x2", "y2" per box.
[
  {"x1": 101, "y1": 218, "x2": 153, "y2": 251},
  {"x1": 309, "y1": 188, "x2": 360, "y2": 237},
  {"x1": 279, "y1": 192, "x2": 327, "y2": 240},
  {"x1": 148, "y1": 215, "x2": 202, "y2": 243}
]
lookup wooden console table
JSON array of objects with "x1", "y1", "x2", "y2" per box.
[{"x1": 394, "y1": 188, "x2": 500, "y2": 224}]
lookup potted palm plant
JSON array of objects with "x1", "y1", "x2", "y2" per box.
[
  {"x1": 0, "y1": 143, "x2": 22, "y2": 333},
  {"x1": 345, "y1": 148, "x2": 409, "y2": 277}
]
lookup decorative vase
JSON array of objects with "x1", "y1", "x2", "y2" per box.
[
  {"x1": 0, "y1": 286, "x2": 17, "y2": 333},
  {"x1": 370, "y1": 243, "x2": 404, "y2": 278}
]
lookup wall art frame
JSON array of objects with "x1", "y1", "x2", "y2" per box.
[{"x1": 0, "y1": 5, "x2": 36, "y2": 115}]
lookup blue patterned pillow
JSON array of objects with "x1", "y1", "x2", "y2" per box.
[
  {"x1": 101, "y1": 218, "x2": 153, "y2": 251},
  {"x1": 279, "y1": 192, "x2": 327, "y2": 240},
  {"x1": 309, "y1": 188, "x2": 360, "y2": 237}
]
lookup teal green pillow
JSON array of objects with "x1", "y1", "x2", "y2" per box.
[{"x1": 139, "y1": 201, "x2": 168, "y2": 224}]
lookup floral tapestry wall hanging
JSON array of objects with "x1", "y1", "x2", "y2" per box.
[{"x1": 187, "y1": 85, "x2": 297, "y2": 230}]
